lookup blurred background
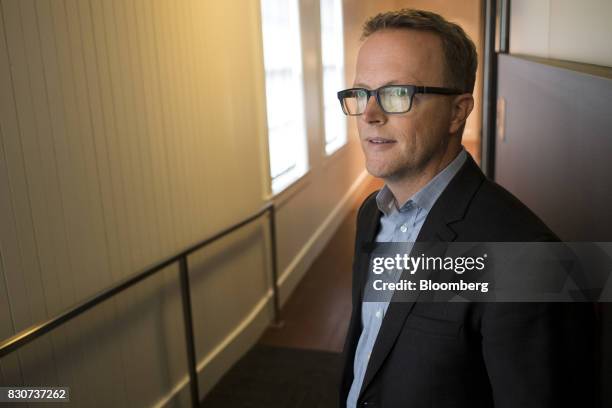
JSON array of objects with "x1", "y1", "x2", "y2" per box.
[{"x1": 0, "y1": 0, "x2": 610, "y2": 407}]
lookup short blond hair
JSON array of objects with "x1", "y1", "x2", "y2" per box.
[{"x1": 362, "y1": 9, "x2": 478, "y2": 93}]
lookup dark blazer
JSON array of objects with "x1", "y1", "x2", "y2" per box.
[{"x1": 339, "y1": 153, "x2": 598, "y2": 408}]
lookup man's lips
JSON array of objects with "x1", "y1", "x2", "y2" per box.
[{"x1": 365, "y1": 137, "x2": 396, "y2": 144}]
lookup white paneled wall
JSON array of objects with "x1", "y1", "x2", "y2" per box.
[
  {"x1": 510, "y1": 0, "x2": 612, "y2": 67},
  {"x1": 0, "y1": 0, "x2": 271, "y2": 406}
]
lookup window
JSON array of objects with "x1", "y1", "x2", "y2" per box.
[
  {"x1": 320, "y1": 0, "x2": 347, "y2": 155},
  {"x1": 260, "y1": 0, "x2": 309, "y2": 193}
]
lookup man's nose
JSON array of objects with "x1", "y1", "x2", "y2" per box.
[{"x1": 361, "y1": 95, "x2": 386, "y2": 125}]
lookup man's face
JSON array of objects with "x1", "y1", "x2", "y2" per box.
[{"x1": 354, "y1": 29, "x2": 455, "y2": 181}]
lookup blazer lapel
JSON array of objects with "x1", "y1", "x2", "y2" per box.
[
  {"x1": 355, "y1": 204, "x2": 383, "y2": 303},
  {"x1": 358, "y1": 154, "x2": 485, "y2": 399},
  {"x1": 340, "y1": 191, "x2": 383, "y2": 397}
]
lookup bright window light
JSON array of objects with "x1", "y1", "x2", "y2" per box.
[
  {"x1": 260, "y1": 0, "x2": 309, "y2": 193},
  {"x1": 320, "y1": 0, "x2": 347, "y2": 155}
]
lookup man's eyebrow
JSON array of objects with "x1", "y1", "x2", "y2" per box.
[{"x1": 351, "y1": 80, "x2": 413, "y2": 89}]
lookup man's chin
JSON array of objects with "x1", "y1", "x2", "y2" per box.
[
  {"x1": 366, "y1": 162, "x2": 418, "y2": 182},
  {"x1": 365, "y1": 164, "x2": 394, "y2": 180}
]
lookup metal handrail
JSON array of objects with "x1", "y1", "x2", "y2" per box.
[{"x1": 0, "y1": 202, "x2": 281, "y2": 408}]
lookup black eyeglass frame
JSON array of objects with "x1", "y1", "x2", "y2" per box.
[{"x1": 337, "y1": 85, "x2": 463, "y2": 115}]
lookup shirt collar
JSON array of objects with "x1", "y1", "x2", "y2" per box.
[{"x1": 375, "y1": 148, "x2": 468, "y2": 216}]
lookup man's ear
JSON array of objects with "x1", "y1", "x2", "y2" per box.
[{"x1": 448, "y1": 94, "x2": 474, "y2": 135}]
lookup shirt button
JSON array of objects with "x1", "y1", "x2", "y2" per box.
[
  {"x1": 375, "y1": 310, "x2": 382, "y2": 318},
  {"x1": 400, "y1": 224, "x2": 408, "y2": 233}
]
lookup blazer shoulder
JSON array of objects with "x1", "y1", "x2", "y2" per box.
[{"x1": 464, "y1": 178, "x2": 559, "y2": 241}]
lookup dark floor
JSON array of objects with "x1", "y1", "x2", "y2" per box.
[
  {"x1": 201, "y1": 344, "x2": 343, "y2": 408},
  {"x1": 200, "y1": 177, "x2": 382, "y2": 407}
]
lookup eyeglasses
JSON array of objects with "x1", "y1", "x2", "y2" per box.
[{"x1": 337, "y1": 85, "x2": 462, "y2": 115}]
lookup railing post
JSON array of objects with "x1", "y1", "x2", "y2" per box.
[
  {"x1": 268, "y1": 205, "x2": 284, "y2": 328},
  {"x1": 179, "y1": 256, "x2": 200, "y2": 407}
]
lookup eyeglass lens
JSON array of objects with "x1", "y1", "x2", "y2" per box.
[
  {"x1": 341, "y1": 89, "x2": 368, "y2": 115},
  {"x1": 379, "y1": 86, "x2": 411, "y2": 113},
  {"x1": 341, "y1": 86, "x2": 413, "y2": 115}
]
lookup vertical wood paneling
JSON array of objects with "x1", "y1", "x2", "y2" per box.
[
  {"x1": 134, "y1": 0, "x2": 163, "y2": 259},
  {"x1": 184, "y1": 0, "x2": 211, "y2": 238},
  {"x1": 214, "y1": 2, "x2": 250, "y2": 219},
  {"x1": 121, "y1": 0, "x2": 153, "y2": 266},
  {"x1": 127, "y1": 8, "x2": 177, "y2": 400},
  {"x1": 0, "y1": 0, "x2": 59, "y2": 393},
  {"x1": 0, "y1": 178, "x2": 26, "y2": 391},
  {"x1": 1, "y1": 0, "x2": 271, "y2": 405},
  {"x1": 0, "y1": 247, "x2": 15, "y2": 349},
  {"x1": 97, "y1": 0, "x2": 137, "y2": 276},
  {"x1": 49, "y1": 1, "x2": 92, "y2": 402},
  {"x1": 185, "y1": 0, "x2": 209, "y2": 243},
  {"x1": 125, "y1": 0, "x2": 162, "y2": 262},
  {"x1": 163, "y1": 0, "x2": 194, "y2": 246},
  {"x1": 141, "y1": 0, "x2": 180, "y2": 254},
  {"x1": 149, "y1": 2, "x2": 184, "y2": 251},
  {"x1": 105, "y1": 3, "x2": 148, "y2": 403},
  {"x1": 0, "y1": 10, "x2": 28, "y2": 342},
  {"x1": 224, "y1": 1, "x2": 269, "y2": 214},
  {"x1": 123, "y1": 1, "x2": 172, "y2": 403},
  {"x1": 19, "y1": 2, "x2": 80, "y2": 404},
  {"x1": 91, "y1": 4, "x2": 140, "y2": 401},
  {"x1": 182, "y1": 0, "x2": 203, "y2": 239},
  {"x1": 18, "y1": 0, "x2": 62, "y2": 323},
  {"x1": 109, "y1": 0, "x2": 144, "y2": 269},
  {"x1": 133, "y1": 0, "x2": 169, "y2": 256},
  {"x1": 62, "y1": 0, "x2": 108, "y2": 294},
  {"x1": 32, "y1": 1, "x2": 84, "y2": 403},
  {"x1": 176, "y1": 0, "x2": 199, "y2": 246},
  {"x1": 0, "y1": 0, "x2": 46, "y2": 331},
  {"x1": 115, "y1": 14, "x2": 154, "y2": 398},
  {"x1": 150, "y1": 0, "x2": 186, "y2": 250},
  {"x1": 0, "y1": 354, "x2": 24, "y2": 391},
  {"x1": 179, "y1": 0, "x2": 201, "y2": 245},
  {"x1": 193, "y1": 2, "x2": 231, "y2": 234},
  {"x1": 74, "y1": 0, "x2": 114, "y2": 289},
  {"x1": 48, "y1": 1, "x2": 87, "y2": 314},
  {"x1": 31, "y1": 0, "x2": 75, "y2": 325},
  {"x1": 59, "y1": 0, "x2": 109, "y2": 404},
  {"x1": 75, "y1": 0, "x2": 129, "y2": 405}
]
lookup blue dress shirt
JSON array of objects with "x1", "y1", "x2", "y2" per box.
[{"x1": 346, "y1": 149, "x2": 467, "y2": 408}]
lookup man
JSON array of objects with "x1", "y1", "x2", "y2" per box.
[{"x1": 338, "y1": 9, "x2": 597, "y2": 408}]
